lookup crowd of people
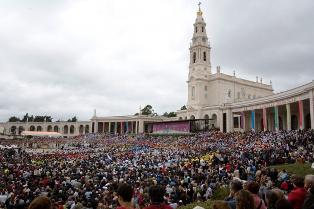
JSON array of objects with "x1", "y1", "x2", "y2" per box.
[{"x1": 0, "y1": 129, "x2": 314, "y2": 209}]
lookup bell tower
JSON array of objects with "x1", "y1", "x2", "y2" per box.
[{"x1": 187, "y1": 3, "x2": 211, "y2": 109}]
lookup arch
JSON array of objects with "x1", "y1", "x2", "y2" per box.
[
  {"x1": 54, "y1": 125, "x2": 59, "y2": 132},
  {"x1": 70, "y1": 125, "x2": 75, "y2": 134},
  {"x1": 64, "y1": 125, "x2": 69, "y2": 134},
  {"x1": 29, "y1": 125, "x2": 35, "y2": 131},
  {"x1": 85, "y1": 125, "x2": 90, "y2": 134},
  {"x1": 204, "y1": 114, "x2": 210, "y2": 131},
  {"x1": 211, "y1": 114, "x2": 217, "y2": 128},
  {"x1": 18, "y1": 126, "x2": 25, "y2": 135},
  {"x1": 36, "y1": 126, "x2": 42, "y2": 132},
  {"x1": 10, "y1": 126, "x2": 17, "y2": 134},
  {"x1": 193, "y1": 52, "x2": 196, "y2": 63},
  {"x1": 291, "y1": 115, "x2": 298, "y2": 130},
  {"x1": 79, "y1": 125, "x2": 84, "y2": 134},
  {"x1": 178, "y1": 117, "x2": 183, "y2": 121},
  {"x1": 47, "y1": 125, "x2": 52, "y2": 132},
  {"x1": 190, "y1": 115, "x2": 195, "y2": 120},
  {"x1": 0, "y1": 126, "x2": 4, "y2": 134}
]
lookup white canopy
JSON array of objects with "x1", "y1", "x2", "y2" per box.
[{"x1": 21, "y1": 131, "x2": 62, "y2": 137}]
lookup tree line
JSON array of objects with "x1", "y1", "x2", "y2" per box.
[
  {"x1": 8, "y1": 113, "x2": 78, "y2": 122},
  {"x1": 135, "y1": 104, "x2": 187, "y2": 117},
  {"x1": 8, "y1": 105, "x2": 187, "y2": 122}
]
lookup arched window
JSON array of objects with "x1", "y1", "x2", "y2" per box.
[
  {"x1": 193, "y1": 52, "x2": 196, "y2": 63},
  {"x1": 202, "y1": 26, "x2": 204, "y2": 32},
  {"x1": 195, "y1": 26, "x2": 198, "y2": 33},
  {"x1": 192, "y1": 86, "x2": 195, "y2": 99},
  {"x1": 203, "y1": 52, "x2": 206, "y2": 61}
]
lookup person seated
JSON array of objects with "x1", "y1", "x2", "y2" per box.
[
  {"x1": 303, "y1": 182, "x2": 314, "y2": 209},
  {"x1": 247, "y1": 181, "x2": 266, "y2": 209},
  {"x1": 275, "y1": 199, "x2": 293, "y2": 209},
  {"x1": 288, "y1": 176, "x2": 307, "y2": 209},
  {"x1": 144, "y1": 185, "x2": 173, "y2": 209},
  {"x1": 265, "y1": 189, "x2": 284, "y2": 209},
  {"x1": 28, "y1": 196, "x2": 52, "y2": 209},
  {"x1": 116, "y1": 183, "x2": 134, "y2": 209},
  {"x1": 235, "y1": 190, "x2": 255, "y2": 209},
  {"x1": 224, "y1": 180, "x2": 243, "y2": 209}
]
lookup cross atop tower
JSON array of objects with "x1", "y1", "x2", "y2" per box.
[{"x1": 197, "y1": 2, "x2": 203, "y2": 16}]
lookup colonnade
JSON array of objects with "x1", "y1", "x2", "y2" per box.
[
  {"x1": 93, "y1": 120, "x2": 141, "y2": 134},
  {"x1": 223, "y1": 95, "x2": 314, "y2": 132}
]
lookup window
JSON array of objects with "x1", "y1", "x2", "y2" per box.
[
  {"x1": 228, "y1": 89, "x2": 231, "y2": 98},
  {"x1": 204, "y1": 86, "x2": 207, "y2": 91},
  {"x1": 203, "y1": 52, "x2": 206, "y2": 61},
  {"x1": 192, "y1": 86, "x2": 195, "y2": 100},
  {"x1": 248, "y1": 94, "x2": 251, "y2": 99},
  {"x1": 195, "y1": 26, "x2": 198, "y2": 33},
  {"x1": 193, "y1": 52, "x2": 196, "y2": 63},
  {"x1": 253, "y1": 95, "x2": 256, "y2": 99},
  {"x1": 202, "y1": 26, "x2": 204, "y2": 32}
]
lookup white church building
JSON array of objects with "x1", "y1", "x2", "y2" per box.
[{"x1": 176, "y1": 5, "x2": 314, "y2": 133}]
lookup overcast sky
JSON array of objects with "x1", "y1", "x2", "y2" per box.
[{"x1": 0, "y1": 0, "x2": 313, "y2": 122}]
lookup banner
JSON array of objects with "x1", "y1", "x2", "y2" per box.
[
  {"x1": 153, "y1": 121, "x2": 190, "y2": 134},
  {"x1": 251, "y1": 110, "x2": 255, "y2": 130}
]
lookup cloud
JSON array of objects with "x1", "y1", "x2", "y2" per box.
[{"x1": 0, "y1": 0, "x2": 313, "y2": 121}]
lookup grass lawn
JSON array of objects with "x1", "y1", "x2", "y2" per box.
[{"x1": 270, "y1": 163, "x2": 314, "y2": 177}]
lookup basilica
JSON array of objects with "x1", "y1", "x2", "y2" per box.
[{"x1": 0, "y1": 5, "x2": 313, "y2": 136}]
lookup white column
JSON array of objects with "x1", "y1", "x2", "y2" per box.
[
  {"x1": 94, "y1": 121, "x2": 98, "y2": 133},
  {"x1": 242, "y1": 112, "x2": 246, "y2": 132},
  {"x1": 135, "y1": 121, "x2": 138, "y2": 134},
  {"x1": 219, "y1": 112, "x2": 224, "y2": 132},
  {"x1": 310, "y1": 90, "x2": 314, "y2": 129},
  {"x1": 286, "y1": 104, "x2": 291, "y2": 131},
  {"x1": 226, "y1": 109, "x2": 233, "y2": 132},
  {"x1": 139, "y1": 120, "x2": 144, "y2": 133},
  {"x1": 108, "y1": 122, "x2": 111, "y2": 133},
  {"x1": 114, "y1": 122, "x2": 117, "y2": 134}
]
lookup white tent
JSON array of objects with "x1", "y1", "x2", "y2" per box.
[{"x1": 21, "y1": 131, "x2": 62, "y2": 137}]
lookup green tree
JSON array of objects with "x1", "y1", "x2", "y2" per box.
[
  {"x1": 168, "y1": 112, "x2": 177, "y2": 117},
  {"x1": 21, "y1": 113, "x2": 29, "y2": 122},
  {"x1": 45, "y1": 116, "x2": 52, "y2": 122},
  {"x1": 34, "y1": 116, "x2": 45, "y2": 122},
  {"x1": 71, "y1": 116, "x2": 77, "y2": 122},
  {"x1": 8, "y1": 116, "x2": 20, "y2": 122},
  {"x1": 141, "y1": 105, "x2": 154, "y2": 115},
  {"x1": 162, "y1": 112, "x2": 177, "y2": 117},
  {"x1": 67, "y1": 116, "x2": 77, "y2": 122}
]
